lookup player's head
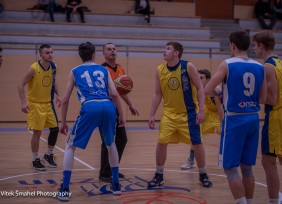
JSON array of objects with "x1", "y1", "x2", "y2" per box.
[
  {"x1": 164, "y1": 41, "x2": 183, "y2": 61},
  {"x1": 103, "y1": 43, "x2": 117, "y2": 61},
  {"x1": 229, "y1": 31, "x2": 250, "y2": 52},
  {"x1": 0, "y1": 47, "x2": 2, "y2": 68},
  {"x1": 39, "y1": 44, "x2": 53, "y2": 62},
  {"x1": 78, "y1": 42, "x2": 96, "y2": 62},
  {"x1": 198, "y1": 69, "x2": 211, "y2": 87},
  {"x1": 252, "y1": 31, "x2": 275, "y2": 57}
]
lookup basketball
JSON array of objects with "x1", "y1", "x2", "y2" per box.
[{"x1": 114, "y1": 75, "x2": 133, "y2": 95}]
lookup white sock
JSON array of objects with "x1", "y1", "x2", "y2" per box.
[
  {"x1": 235, "y1": 197, "x2": 247, "y2": 204},
  {"x1": 269, "y1": 199, "x2": 278, "y2": 204},
  {"x1": 64, "y1": 144, "x2": 75, "y2": 171},
  {"x1": 156, "y1": 165, "x2": 164, "y2": 174},
  {"x1": 32, "y1": 152, "x2": 38, "y2": 161}
]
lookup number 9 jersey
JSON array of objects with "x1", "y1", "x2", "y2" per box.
[
  {"x1": 222, "y1": 57, "x2": 264, "y2": 114},
  {"x1": 72, "y1": 62, "x2": 110, "y2": 103}
]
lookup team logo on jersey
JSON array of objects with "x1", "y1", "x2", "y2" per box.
[
  {"x1": 42, "y1": 76, "x2": 51, "y2": 87},
  {"x1": 181, "y1": 75, "x2": 189, "y2": 91},
  {"x1": 168, "y1": 77, "x2": 180, "y2": 90},
  {"x1": 238, "y1": 101, "x2": 257, "y2": 108}
]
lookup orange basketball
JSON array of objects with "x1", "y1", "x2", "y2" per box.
[{"x1": 114, "y1": 75, "x2": 133, "y2": 95}]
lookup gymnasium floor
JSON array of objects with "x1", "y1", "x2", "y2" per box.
[{"x1": 0, "y1": 122, "x2": 281, "y2": 204}]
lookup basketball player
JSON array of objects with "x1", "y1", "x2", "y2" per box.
[
  {"x1": 99, "y1": 43, "x2": 139, "y2": 183},
  {"x1": 252, "y1": 31, "x2": 282, "y2": 204},
  {"x1": 205, "y1": 31, "x2": 267, "y2": 204},
  {"x1": 0, "y1": 46, "x2": 3, "y2": 68},
  {"x1": 148, "y1": 41, "x2": 213, "y2": 188},
  {"x1": 57, "y1": 42, "x2": 125, "y2": 201},
  {"x1": 18, "y1": 44, "x2": 61, "y2": 171},
  {"x1": 181, "y1": 69, "x2": 223, "y2": 170}
]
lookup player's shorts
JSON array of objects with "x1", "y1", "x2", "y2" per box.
[
  {"x1": 27, "y1": 101, "x2": 58, "y2": 130},
  {"x1": 261, "y1": 105, "x2": 282, "y2": 157},
  {"x1": 158, "y1": 111, "x2": 202, "y2": 145},
  {"x1": 67, "y1": 99, "x2": 116, "y2": 149},
  {"x1": 202, "y1": 108, "x2": 221, "y2": 134},
  {"x1": 219, "y1": 113, "x2": 260, "y2": 169}
]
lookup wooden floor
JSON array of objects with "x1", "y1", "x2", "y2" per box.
[{"x1": 0, "y1": 122, "x2": 281, "y2": 204}]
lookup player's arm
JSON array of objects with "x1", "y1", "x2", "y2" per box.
[
  {"x1": 60, "y1": 71, "x2": 75, "y2": 135},
  {"x1": 18, "y1": 67, "x2": 35, "y2": 113},
  {"x1": 264, "y1": 64, "x2": 277, "y2": 105},
  {"x1": 120, "y1": 95, "x2": 139, "y2": 116},
  {"x1": 108, "y1": 71, "x2": 125, "y2": 127},
  {"x1": 148, "y1": 68, "x2": 162, "y2": 129},
  {"x1": 205, "y1": 61, "x2": 227, "y2": 97},
  {"x1": 214, "y1": 95, "x2": 224, "y2": 122},
  {"x1": 187, "y1": 62, "x2": 204, "y2": 124}
]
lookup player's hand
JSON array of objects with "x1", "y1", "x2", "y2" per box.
[
  {"x1": 148, "y1": 116, "x2": 155, "y2": 129},
  {"x1": 196, "y1": 110, "x2": 204, "y2": 124},
  {"x1": 56, "y1": 96, "x2": 62, "y2": 108},
  {"x1": 21, "y1": 103, "x2": 30, "y2": 113},
  {"x1": 118, "y1": 115, "x2": 125, "y2": 127},
  {"x1": 60, "y1": 123, "x2": 68, "y2": 135},
  {"x1": 129, "y1": 105, "x2": 139, "y2": 116}
]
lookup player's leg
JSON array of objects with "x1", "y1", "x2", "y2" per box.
[
  {"x1": 43, "y1": 102, "x2": 59, "y2": 168},
  {"x1": 181, "y1": 145, "x2": 195, "y2": 170},
  {"x1": 31, "y1": 129, "x2": 46, "y2": 171},
  {"x1": 100, "y1": 101, "x2": 121, "y2": 195}
]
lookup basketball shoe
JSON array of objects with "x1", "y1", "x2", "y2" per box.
[
  {"x1": 181, "y1": 159, "x2": 195, "y2": 170},
  {"x1": 148, "y1": 173, "x2": 164, "y2": 187},
  {"x1": 42, "y1": 153, "x2": 57, "y2": 168},
  {"x1": 57, "y1": 183, "x2": 71, "y2": 201},
  {"x1": 199, "y1": 173, "x2": 212, "y2": 188},
  {"x1": 110, "y1": 183, "x2": 122, "y2": 195},
  {"x1": 32, "y1": 158, "x2": 46, "y2": 171}
]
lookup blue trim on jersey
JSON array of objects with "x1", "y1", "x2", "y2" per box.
[
  {"x1": 50, "y1": 61, "x2": 56, "y2": 101},
  {"x1": 261, "y1": 104, "x2": 273, "y2": 154},
  {"x1": 51, "y1": 100, "x2": 58, "y2": 124},
  {"x1": 180, "y1": 60, "x2": 201, "y2": 144},
  {"x1": 265, "y1": 56, "x2": 278, "y2": 65}
]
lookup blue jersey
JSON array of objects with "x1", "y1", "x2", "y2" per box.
[
  {"x1": 72, "y1": 62, "x2": 110, "y2": 103},
  {"x1": 223, "y1": 57, "x2": 264, "y2": 113}
]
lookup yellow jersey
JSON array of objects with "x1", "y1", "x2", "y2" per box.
[
  {"x1": 27, "y1": 61, "x2": 56, "y2": 103},
  {"x1": 158, "y1": 60, "x2": 198, "y2": 116}
]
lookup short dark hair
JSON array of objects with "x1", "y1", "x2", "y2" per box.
[
  {"x1": 39, "y1": 44, "x2": 52, "y2": 54},
  {"x1": 198, "y1": 69, "x2": 211, "y2": 80},
  {"x1": 103, "y1": 42, "x2": 115, "y2": 51},
  {"x1": 229, "y1": 31, "x2": 250, "y2": 51},
  {"x1": 252, "y1": 31, "x2": 275, "y2": 51},
  {"x1": 166, "y1": 41, "x2": 183, "y2": 59},
  {"x1": 78, "y1": 42, "x2": 96, "y2": 62}
]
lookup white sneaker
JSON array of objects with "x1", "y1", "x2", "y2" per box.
[{"x1": 181, "y1": 160, "x2": 195, "y2": 170}]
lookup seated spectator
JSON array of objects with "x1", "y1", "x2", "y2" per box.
[
  {"x1": 66, "y1": 0, "x2": 85, "y2": 23},
  {"x1": 135, "y1": 0, "x2": 154, "y2": 25},
  {"x1": 273, "y1": 0, "x2": 282, "y2": 20},
  {"x1": 38, "y1": 0, "x2": 57, "y2": 22},
  {"x1": 254, "y1": 0, "x2": 277, "y2": 29}
]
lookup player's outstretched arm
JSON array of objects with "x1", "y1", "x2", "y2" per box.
[{"x1": 60, "y1": 72, "x2": 75, "y2": 135}]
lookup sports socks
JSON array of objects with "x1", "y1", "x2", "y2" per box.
[
  {"x1": 32, "y1": 152, "x2": 38, "y2": 161},
  {"x1": 156, "y1": 165, "x2": 164, "y2": 174}
]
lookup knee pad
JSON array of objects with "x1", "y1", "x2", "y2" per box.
[
  {"x1": 224, "y1": 168, "x2": 241, "y2": 181},
  {"x1": 48, "y1": 127, "x2": 59, "y2": 146},
  {"x1": 240, "y1": 164, "x2": 253, "y2": 178}
]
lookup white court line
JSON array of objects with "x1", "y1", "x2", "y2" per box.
[{"x1": 28, "y1": 131, "x2": 95, "y2": 170}]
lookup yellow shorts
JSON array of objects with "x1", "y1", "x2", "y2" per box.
[
  {"x1": 262, "y1": 107, "x2": 282, "y2": 157},
  {"x1": 202, "y1": 109, "x2": 221, "y2": 134},
  {"x1": 158, "y1": 112, "x2": 202, "y2": 144},
  {"x1": 27, "y1": 101, "x2": 58, "y2": 131}
]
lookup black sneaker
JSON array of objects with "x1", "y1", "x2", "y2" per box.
[
  {"x1": 43, "y1": 153, "x2": 57, "y2": 168},
  {"x1": 32, "y1": 158, "x2": 46, "y2": 171},
  {"x1": 57, "y1": 183, "x2": 71, "y2": 201},
  {"x1": 199, "y1": 173, "x2": 212, "y2": 188},
  {"x1": 110, "y1": 183, "x2": 121, "y2": 195},
  {"x1": 119, "y1": 173, "x2": 125, "y2": 178},
  {"x1": 148, "y1": 173, "x2": 164, "y2": 187},
  {"x1": 99, "y1": 175, "x2": 112, "y2": 183}
]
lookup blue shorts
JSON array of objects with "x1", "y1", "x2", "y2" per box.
[
  {"x1": 219, "y1": 113, "x2": 260, "y2": 169},
  {"x1": 67, "y1": 100, "x2": 116, "y2": 149}
]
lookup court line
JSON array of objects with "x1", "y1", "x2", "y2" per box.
[{"x1": 28, "y1": 131, "x2": 95, "y2": 170}]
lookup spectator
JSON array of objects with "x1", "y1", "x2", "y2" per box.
[
  {"x1": 135, "y1": 0, "x2": 154, "y2": 25},
  {"x1": 254, "y1": 0, "x2": 277, "y2": 29},
  {"x1": 38, "y1": 0, "x2": 57, "y2": 22},
  {"x1": 66, "y1": 0, "x2": 85, "y2": 23},
  {"x1": 273, "y1": 0, "x2": 282, "y2": 20}
]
